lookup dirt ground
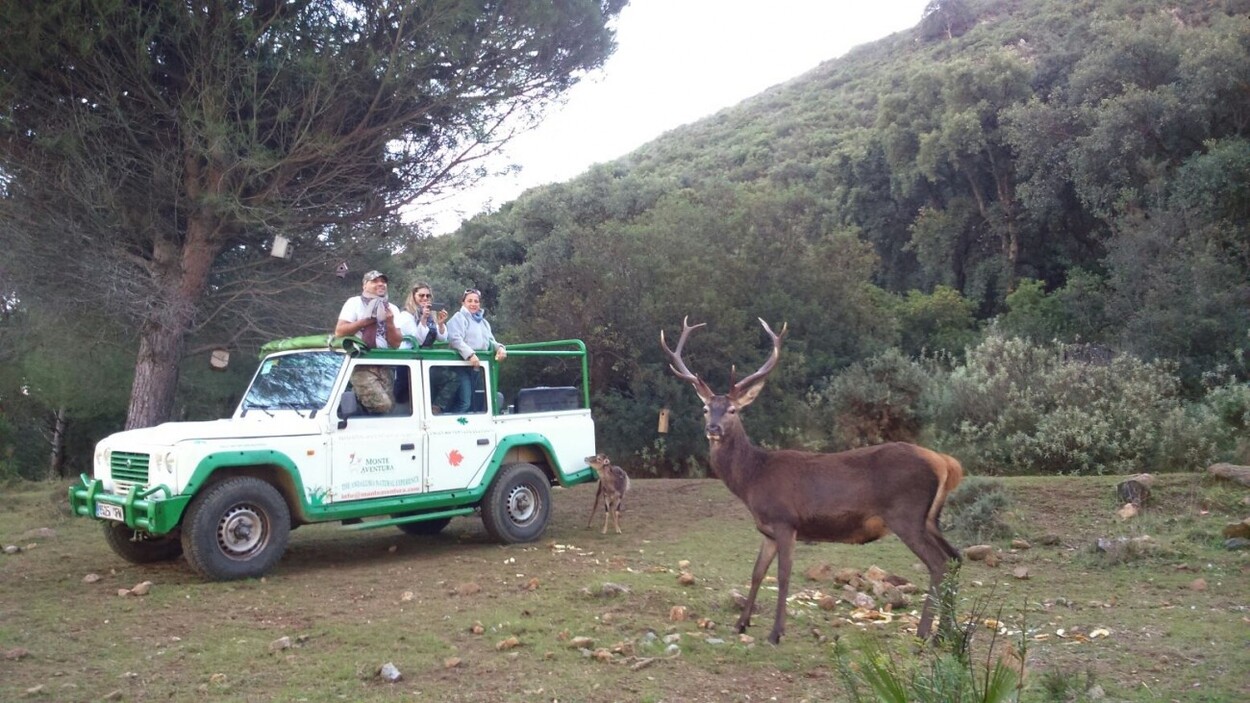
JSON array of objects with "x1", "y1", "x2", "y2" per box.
[{"x1": 2, "y1": 474, "x2": 1248, "y2": 702}]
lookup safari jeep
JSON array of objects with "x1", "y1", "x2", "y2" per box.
[{"x1": 68, "y1": 335, "x2": 597, "y2": 580}]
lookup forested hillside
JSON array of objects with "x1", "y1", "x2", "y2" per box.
[{"x1": 398, "y1": 0, "x2": 1250, "y2": 475}]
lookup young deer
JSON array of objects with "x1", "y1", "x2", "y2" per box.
[
  {"x1": 584, "y1": 453, "x2": 631, "y2": 534},
  {"x1": 661, "y1": 317, "x2": 964, "y2": 644}
]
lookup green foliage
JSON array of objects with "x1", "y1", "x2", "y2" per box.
[
  {"x1": 996, "y1": 279, "x2": 1069, "y2": 343},
  {"x1": 925, "y1": 334, "x2": 1221, "y2": 475},
  {"x1": 897, "y1": 285, "x2": 980, "y2": 357},
  {"x1": 810, "y1": 348, "x2": 931, "y2": 450},
  {"x1": 943, "y1": 477, "x2": 1013, "y2": 545}
]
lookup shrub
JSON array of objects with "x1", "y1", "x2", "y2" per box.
[
  {"x1": 924, "y1": 334, "x2": 1221, "y2": 475},
  {"x1": 811, "y1": 348, "x2": 930, "y2": 450},
  {"x1": 943, "y1": 477, "x2": 1012, "y2": 546}
]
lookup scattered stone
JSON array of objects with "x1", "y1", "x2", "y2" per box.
[
  {"x1": 1221, "y1": 519, "x2": 1250, "y2": 540},
  {"x1": 963, "y1": 545, "x2": 994, "y2": 561},
  {"x1": 378, "y1": 662, "x2": 402, "y2": 682},
  {"x1": 851, "y1": 592, "x2": 876, "y2": 610},
  {"x1": 443, "y1": 657, "x2": 461, "y2": 669},
  {"x1": 496, "y1": 636, "x2": 521, "y2": 651},
  {"x1": 1012, "y1": 567, "x2": 1030, "y2": 580},
  {"x1": 24, "y1": 685, "x2": 45, "y2": 696},
  {"x1": 569, "y1": 636, "x2": 594, "y2": 649},
  {"x1": 117, "y1": 589, "x2": 132, "y2": 597},
  {"x1": 1116, "y1": 476, "x2": 1152, "y2": 507},
  {"x1": 1207, "y1": 463, "x2": 1250, "y2": 487},
  {"x1": 599, "y1": 582, "x2": 630, "y2": 597},
  {"x1": 984, "y1": 553, "x2": 1000, "y2": 567},
  {"x1": 662, "y1": 633, "x2": 681, "y2": 644},
  {"x1": 705, "y1": 637, "x2": 725, "y2": 645},
  {"x1": 818, "y1": 594, "x2": 838, "y2": 611},
  {"x1": 1010, "y1": 538, "x2": 1031, "y2": 550},
  {"x1": 611, "y1": 640, "x2": 635, "y2": 656},
  {"x1": 677, "y1": 559, "x2": 691, "y2": 569},
  {"x1": 676, "y1": 571, "x2": 696, "y2": 586},
  {"x1": 4, "y1": 545, "x2": 20, "y2": 554},
  {"x1": 4, "y1": 647, "x2": 30, "y2": 661},
  {"x1": 387, "y1": 545, "x2": 398, "y2": 553},
  {"x1": 1188, "y1": 578, "x2": 1207, "y2": 591},
  {"x1": 83, "y1": 574, "x2": 102, "y2": 584},
  {"x1": 454, "y1": 582, "x2": 481, "y2": 597},
  {"x1": 102, "y1": 690, "x2": 123, "y2": 701},
  {"x1": 832, "y1": 568, "x2": 861, "y2": 584},
  {"x1": 738, "y1": 634, "x2": 755, "y2": 645},
  {"x1": 1086, "y1": 683, "x2": 1106, "y2": 700},
  {"x1": 1116, "y1": 503, "x2": 1139, "y2": 520},
  {"x1": 269, "y1": 636, "x2": 291, "y2": 652},
  {"x1": 804, "y1": 563, "x2": 834, "y2": 582},
  {"x1": 592, "y1": 648, "x2": 613, "y2": 662},
  {"x1": 400, "y1": 591, "x2": 414, "y2": 602},
  {"x1": 1225, "y1": 538, "x2": 1250, "y2": 551},
  {"x1": 209, "y1": 673, "x2": 227, "y2": 685},
  {"x1": 469, "y1": 621, "x2": 484, "y2": 635},
  {"x1": 664, "y1": 643, "x2": 681, "y2": 656},
  {"x1": 864, "y1": 565, "x2": 889, "y2": 582},
  {"x1": 669, "y1": 605, "x2": 688, "y2": 621},
  {"x1": 697, "y1": 618, "x2": 715, "y2": 630},
  {"x1": 878, "y1": 585, "x2": 910, "y2": 608},
  {"x1": 129, "y1": 581, "x2": 153, "y2": 596}
]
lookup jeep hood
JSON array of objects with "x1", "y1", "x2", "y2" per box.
[{"x1": 102, "y1": 415, "x2": 322, "y2": 447}]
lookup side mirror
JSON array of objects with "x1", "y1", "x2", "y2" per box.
[{"x1": 337, "y1": 391, "x2": 359, "y2": 428}]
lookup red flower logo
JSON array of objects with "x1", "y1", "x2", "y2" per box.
[{"x1": 447, "y1": 449, "x2": 464, "y2": 467}]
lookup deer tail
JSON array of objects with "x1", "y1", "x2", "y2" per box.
[{"x1": 918, "y1": 447, "x2": 964, "y2": 528}]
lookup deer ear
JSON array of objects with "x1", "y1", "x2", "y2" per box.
[{"x1": 731, "y1": 379, "x2": 767, "y2": 409}]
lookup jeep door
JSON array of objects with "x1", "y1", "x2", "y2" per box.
[
  {"x1": 328, "y1": 360, "x2": 425, "y2": 502},
  {"x1": 423, "y1": 361, "x2": 497, "y2": 493}
]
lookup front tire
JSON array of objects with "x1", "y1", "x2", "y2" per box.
[
  {"x1": 102, "y1": 522, "x2": 183, "y2": 564},
  {"x1": 481, "y1": 463, "x2": 551, "y2": 544},
  {"x1": 181, "y1": 477, "x2": 290, "y2": 580}
]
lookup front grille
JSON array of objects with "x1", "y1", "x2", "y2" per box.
[{"x1": 110, "y1": 452, "x2": 150, "y2": 490}]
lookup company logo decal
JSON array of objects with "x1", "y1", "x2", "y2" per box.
[{"x1": 447, "y1": 449, "x2": 464, "y2": 467}]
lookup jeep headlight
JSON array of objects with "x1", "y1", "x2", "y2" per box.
[
  {"x1": 94, "y1": 446, "x2": 111, "y2": 474},
  {"x1": 153, "y1": 450, "x2": 178, "y2": 475}
]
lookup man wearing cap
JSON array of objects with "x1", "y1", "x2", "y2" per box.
[{"x1": 335, "y1": 270, "x2": 403, "y2": 413}]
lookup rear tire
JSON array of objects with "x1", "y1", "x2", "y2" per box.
[
  {"x1": 394, "y1": 516, "x2": 452, "y2": 536},
  {"x1": 102, "y1": 522, "x2": 183, "y2": 564},
  {"x1": 181, "y1": 476, "x2": 290, "y2": 581},
  {"x1": 481, "y1": 463, "x2": 551, "y2": 543}
]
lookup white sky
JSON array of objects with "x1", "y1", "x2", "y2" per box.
[{"x1": 420, "y1": 0, "x2": 932, "y2": 235}]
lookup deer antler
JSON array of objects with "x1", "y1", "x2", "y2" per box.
[
  {"x1": 731, "y1": 318, "x2": 788, "y2": 395},
  {"x1": 660, "y1": 316, "x2": 713, "y2": 399}
]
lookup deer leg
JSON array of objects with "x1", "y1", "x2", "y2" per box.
[
  {"x1": 895, "y1": 524, "x2": 954, "y2": 640},
  {"x1": 768, "y1": 526, "x2": 797, "y2": 645},
  {"x1": 601, "y1": 499, "x2": 611, "y2": 534},
  {"x1": 587, "y1": 485, "x2": 603, "y2": 529},
  {"x1": 611, "y1": 499, "x2": 622, "y2": 534},
  {"x1": 737, "y1": 537, "x2": 778, "y2": 634}
]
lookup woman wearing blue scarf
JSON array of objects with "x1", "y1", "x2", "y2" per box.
[{"x1": 444, "y1": 288, "x2": 507, "y2": 413}]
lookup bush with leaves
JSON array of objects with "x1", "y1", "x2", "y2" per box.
[
  {"x1": 925, "y1": 334, "x2": 1220, "y2": 475},
  {"x1": 810, "y1": 348, "x2": 931, "y2": 450},
  {"x1": 943, "y1": 477, "x2": 1013, "y2": 546}
]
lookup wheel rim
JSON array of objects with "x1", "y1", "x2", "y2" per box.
[
  {"x1": 217, "y1": 503, "x2": 269, "y2": 559},
  {"x1": 505, "y1": 483, "x2": 541, "y2": 526}
]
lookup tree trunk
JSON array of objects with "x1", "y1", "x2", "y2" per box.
[
  {"x1": 47, "y1": 406, "x2": 67, "y2": 481},
  {"x1": 124, "y1": 215, "x2": 222, "y2": 430}
]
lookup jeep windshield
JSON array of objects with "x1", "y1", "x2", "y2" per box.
[{"x1": 241, "y1": 351, "x2": 345, "y2": 413}]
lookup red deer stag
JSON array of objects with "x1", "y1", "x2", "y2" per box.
[{"x1": 660, "y1": 317, "x2": 964, "y2": 644}]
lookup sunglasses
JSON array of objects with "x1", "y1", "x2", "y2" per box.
[
  {"x1": 413, "y1": 292, "x2": 432, "y2": 298},
  {"x1": 464, "y1": 288, "x2": 481, "y2": 296}
]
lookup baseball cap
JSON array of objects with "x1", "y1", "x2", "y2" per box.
[{"x1": 362, "y1": 270, "x2": 388, "y2": 284}]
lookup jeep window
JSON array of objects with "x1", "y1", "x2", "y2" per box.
[
  {"x1": 341, "y1": 364, "x2": 414, "y2": 417},
  {"x1": 242, "y1": 351, "x2": 344, "y2": 411},
  {"x1": 429, "y1": 365, "x2": 489, "y2": 415}
]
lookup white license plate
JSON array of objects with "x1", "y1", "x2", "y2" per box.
[{"x1": 95, "y1": 503, "x2": 125, "y2": 522}]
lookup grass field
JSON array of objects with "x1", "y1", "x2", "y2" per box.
[{"x1": 1, "y1": 472, "x2": 1247, "y2": 702}]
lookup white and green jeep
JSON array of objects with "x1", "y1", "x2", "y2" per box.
[{"x1": 68, "y1": 335, "x2": 597, "y2": 580}]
